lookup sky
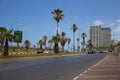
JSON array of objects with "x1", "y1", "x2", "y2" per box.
[{"x1": 0, "y1": 0, "x2": 120, "y2": 49}]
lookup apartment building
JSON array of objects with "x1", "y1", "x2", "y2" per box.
[{"x1": 89, "y1": 25, "x2": 111, "y2": 48}]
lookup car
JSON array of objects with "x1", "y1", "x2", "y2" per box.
[
  {"x1": 37, "y1": 50, "x2": 44, "y2": 54},
  {"x1": 99, "y1": 51, "x2": 103, "y2": 53},
  {"x1": 43, "y1": 49, "x2": 55, "y2": 53},
  {"x1": 87, "y1": 50, "x2": 95, "y2": 54},
  {"x1": 43, "y1": 50, "x2": 49, "y2": 53}
]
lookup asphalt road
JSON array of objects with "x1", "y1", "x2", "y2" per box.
[{"x1": 0, "y1": 53, "x2": 107, "y2": 80}]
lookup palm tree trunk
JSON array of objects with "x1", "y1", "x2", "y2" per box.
[
  {"x1": 17, "y1": 42, "x2": 19, "y2": 47},
  {"x1": 68, "y1": 44, "x2": 69, "y2": 51},
  {"x1": 62, "y1": 46, "x2": 64, "y2": 52},
  {"x1": 45, "y1": 42, "x2": 46, "y2": 49},
  {"x1": 55, "y1": 22, "x2": 59, "y2": 53},
  {"x1": 25, "y1": 45, "x2": 29, "y2": 51},
  {"x1": 3, "y1": 38, "x2": 9, "y2": 56},
  {"x1": 82, "y1": 37, "x2": 85, "y2": 51},
  {"x1": 83, "y1": 38, "x2": 85, "y2": 51},
  {"x1": 73, "y1": 32, "x2": 75, "y2": 52},
  {"x1": 56, "y1": 22, "x2": 59, "y2": 35},
  {"x1": 40, "y1": 45, "x2": 43, "y2": 49},
  {"x1": 54, "y1": 42, "x2": 59, "y2": 53}
]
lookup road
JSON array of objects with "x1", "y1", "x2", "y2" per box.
[{"x1": 0, "y1": 53, "x2": 107, "y2": 80}]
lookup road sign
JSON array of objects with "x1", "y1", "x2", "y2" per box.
[{"x1": 14, "y1": 31, "x2": 22, "y2": 43}]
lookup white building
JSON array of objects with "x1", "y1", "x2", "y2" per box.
[
  {"x1": 89, "y1": 25, "x2": 111, "y2": 48},
  {"x1": 100, "y1": 27, "x2": 111, "y2": 47},
  {"x1": 89, "y1": 25, "x2": 101, "y2": 48}
]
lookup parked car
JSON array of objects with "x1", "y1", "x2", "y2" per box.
[
  {"x1": 43, "y1": 49, "x2": 54, "y2": 53},
  {"x1": 37, "y1": 50, "x2": 44, "y2": 54},
  {"x1": 43, "y1": 50, "x2": 49, "y2": 53},
  {"x1": 99, "y1": 51, "x2": 103, "y2": 53},
  {"x1": 87, "y1": 50, "x2": 95, "y2": 54}
]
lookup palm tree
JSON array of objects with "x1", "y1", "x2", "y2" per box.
[
  {"x1": 42, "y1": 35, "x2": 47, "y2": 49},
  {"x1": 77, "y1": 38, "x2": 80, "y2": 52},
  {"x1": 87, "y1": 40, "x2": 93, "y2": 51},
  {"x1": 38, "y1": 40, "x2": 44, "y2": 50},
  {"x1": 3, "y1": 28, "x2": 14, "y2": 56},
  {"x1": 51, "y1": 9, "x2": 64, "y2": 53},
  {"x1": 52, "y1": 35, "x2": 60, "y2": 53},
  {"x1": 72, "y1": 24, "x2": 78, "y2": 52},
  {"x1": 0, "y1": 27, "x2": 7, "y2": 47},
  {"x1": 48, "y1": 40, "x2": 53, "y2": 49},
  {"x1": 24, "y1": 40, "x2": 31, "y2": 51},
  {"x1": 60, "y1": 32, "x2": 67, "y2": 52},
  {"x1": 67, "y1": 38, "x2": 71, "y2": 51},
  {"x1": 81, "y1": 32, "x2": 87, "y2": 51},
  {"x1": 51, "y1": 9, "x2": 64, "y2": 35},
  {"x1": 61, "y1": 32, "x2": 65, "y2": 38}
]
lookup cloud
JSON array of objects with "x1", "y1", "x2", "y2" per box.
[
  {"x1": 113, "y1": 25, "x2": 120, "y2": 40},
  {"x1": 113, "y1": 19, "x2": 120, "y2": 33},
  {"x1": 93, "y1": 20, "x2": 103, "y2": 26},
  {"x1": 117, "y1": 19, "x2": 120, "y2": 23},
  {"x1": 107, "y1": 23, "x2": 115, "y2": 27},
  {"x1": 113, "y1": 25, "x2": 120, "y2": 33}
]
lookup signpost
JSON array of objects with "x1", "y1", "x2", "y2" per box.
[{"x1": 14, "y1": 30, "x2": 22, "y2": 47}]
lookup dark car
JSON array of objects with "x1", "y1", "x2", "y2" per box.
[
  {"x1": 87, "y1": 50, "x2": 95, "y2": 54},
  {"x1": 99, "y1": 51, "x2": 103, "y2": 53},
  {"x1": 37, "y1": 50, "x2": 44, "y2": 54}
]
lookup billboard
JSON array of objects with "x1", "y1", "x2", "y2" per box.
[{"x1": 14, "y1": 31, "x2": 22, "y2": 43}]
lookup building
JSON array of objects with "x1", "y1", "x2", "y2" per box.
[
  {"x1": 90, "y1": 25, "x2": 101, "y2": 47},
  {"x1": 100, "y1": 27, "x2": 111, "y2": 47},
  {"x1": 89, "y1": 25, "x2": 111, "y2": 48}
]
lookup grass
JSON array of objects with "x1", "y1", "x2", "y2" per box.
[
  {"x1": 0, "y1": 48, "x2": 86, "y2": 58},
  {"x1": 0, "y1": 52, "x2": 86, "y2": 58}
]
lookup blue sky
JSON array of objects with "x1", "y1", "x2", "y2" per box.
[{"x1": 0, "y1": 0, "x2": 120, "y2": 48}]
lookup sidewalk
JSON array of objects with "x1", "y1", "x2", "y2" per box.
[{"x1": 75, "y1": 54, "x2": 120, "y2": 80}]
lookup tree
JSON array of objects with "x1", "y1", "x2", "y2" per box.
[
  {"x1": 52, "y1": 35, "x2": 60, "y2": 53},
  {"x1": 38, "y1": 40, "x2": 44, "y2": 50},
  {"x1": 60, "y1": 32, "x2": 67, "y2": 52},
  {"x1": 72, "y1": 24, "x2": 78, "y2": 52},
  {"x1": 51, "y1": 9, "x2": 64, "y2": 53},
  {"x1": 51, "y1": 9, "x2": 64, "y2": 35},
  {"x1": 116, "y1": 41, "x2": 120, "y2": 47},
  {"x1": 3, "y1": 28, "x2": 14, "y2": 56},
  {"x1": 81, "y1": 32, "x2": 87, "y2": 51},
  {"x1": 24, "y1": 40, "x2": 31, "y2": 51},
  {"x1": 42, "y1": 35, "x2": 47, "y2": 49},
  {"x1": 77, "y1": 38, "x2": 80, "y2": 52},
  {"x1": 87, "y1": 40, "x2": 93, "y2": 51},
  {"x1": 0, "y1": 27, "x2": 7, "y2": 47},
  {"x1": 67, "y1": 38, "x2": 71, "y2": 51},
  {"x1": 48, "y1": 40, "x2": 53, "y2": 49},
  {"x1": 109, "y1": 44, "x2": 115, "y2": 52}
]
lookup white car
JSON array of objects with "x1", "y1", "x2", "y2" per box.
[{"x1": 43, "y1": 50, "x2": 49, "y2": 53}]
